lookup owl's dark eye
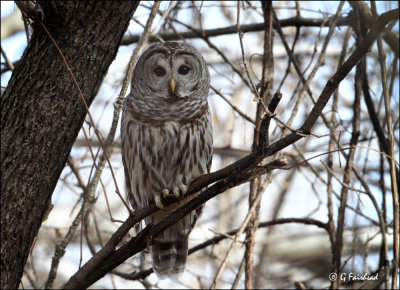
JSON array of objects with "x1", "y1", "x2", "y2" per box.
[
  {"x1": 178, "y1": 65, "x2": 190, "y2": 75},
  {"x1": 154, "y1": 66, "x2": 166, "y2": 76}
]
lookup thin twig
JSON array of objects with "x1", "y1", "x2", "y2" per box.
[
  {"x1": 236, "y1": 2, "x2": 259, "y2": 98},
  {"x1": 0, "y1": 45, "x2": 14, "y2": 71},
  {"x1": 211, "y1": 84, "x2": 255, "y2": 124}
]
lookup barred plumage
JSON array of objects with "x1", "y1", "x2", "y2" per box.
[{"x1": 121, "y1": 42, "x2": 212, "y2": 279}]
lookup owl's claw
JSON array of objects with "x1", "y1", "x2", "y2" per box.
[
  {"x1": 154, "y1": 193, "x2": 165, "y2": 209},
  {"x1": 156, "y1": 184, "x2": 188, "y2": 208},
  {"x1": 161, "y1": 189, "x2": 169, "y2": 199},
  {"x1": 172, "y1": 184, "x2": 187, "y2": 198},
  {"x1": 179, "y1": 184, "x2": 188, "y2": 195},
  {"x1": 172, "y1": 187, "x2": 180, "y2": 198}
]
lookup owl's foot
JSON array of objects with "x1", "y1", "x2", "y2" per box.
[
  {"x1": 155, "y1": 184, "x2": 188, "y2": 209},
  {"x1": 154, "y1": 193, "x2": 165, "y2": 209}
]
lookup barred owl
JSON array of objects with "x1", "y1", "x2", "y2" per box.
[{"x1": 121, "y1": 42, "x2": 213, "y2": 279}]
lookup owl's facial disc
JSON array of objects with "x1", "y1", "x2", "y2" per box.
[
  {"x1": 140, "y1": 49, "x2": 204, "y2": 104},
  {"x1": 142, "y1": 51, "x2": 204, "y2": 102},
  {"x1": 170, "y1": 54, "x2": 202, "y2": 99},
  {"x1": 142, "y1": 53, "x2": 170, "y2": 95}
]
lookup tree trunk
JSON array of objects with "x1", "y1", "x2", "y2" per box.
[{"x1": 0, "y1": 2, "x2": 139, "y2": 288}]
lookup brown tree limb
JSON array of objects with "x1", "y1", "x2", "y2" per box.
[
  {"x1": 120, "y1": 15, "x2": 353, "y2": 45},
  {"x1": 244, "y1": 2, "x2": 273, "y2": 288}
]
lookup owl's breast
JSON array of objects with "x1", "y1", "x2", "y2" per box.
[{"x1": 121, "y1": 99, "x2": 212, "y2": 207}]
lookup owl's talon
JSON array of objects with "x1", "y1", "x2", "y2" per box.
[
  {"x1": 172, "y1": 186, "x2": 180, "y2": 198},
  {"x1": 154, "y1": 194, "x2": 165, "y2": 209},
  {"x1": 180, "y1": 184, "x2": 188, "y2": 195},
  {"x1": 158, "y1": 184, "x2": 188, "y2": 207},
  {"x1": 162, "y1": 189, "x2": 169, "y2": 199}
]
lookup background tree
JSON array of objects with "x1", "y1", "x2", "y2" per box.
[{"x1": 1, "y1": 1, "x2": 398, "y2": 289}]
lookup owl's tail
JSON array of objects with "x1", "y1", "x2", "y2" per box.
[
  {"x1": 151, "y1": 236, "x2": 188, "y2": 280},
  {"x1": 148, "y1": 203, "x2": 203, "y2": 279}
]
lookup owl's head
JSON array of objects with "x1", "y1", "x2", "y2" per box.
[{"x1": 131, "y1": 42, "x2": 210, "y2": 104}]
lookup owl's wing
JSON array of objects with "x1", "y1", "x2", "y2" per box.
[
  {"x1": 121, "y1": 152, "x2": 136, "y2": 210},
  {"x1": 206, "y1": 143, "x2": 213, "y2": 173},
  {"x1": 206, "y1": 111, "x2": 213, "y2": 174}
]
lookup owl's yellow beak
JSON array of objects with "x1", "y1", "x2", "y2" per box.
[{"x1": 170, "y1": 78, "x2": 176, "y2": 94}]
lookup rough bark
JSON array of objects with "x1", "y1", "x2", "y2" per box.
[{"x1": 0, "y1": 2, "x2": 139, "y2": 289}]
